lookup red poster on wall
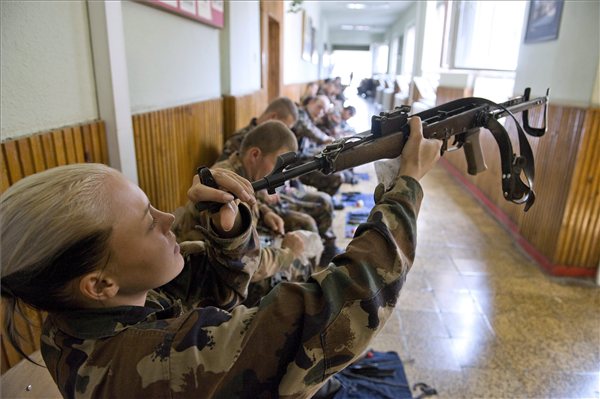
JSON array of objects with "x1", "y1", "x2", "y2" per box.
[{"x1": 143, "y1": 0, "x2": 224, "y2": 29}]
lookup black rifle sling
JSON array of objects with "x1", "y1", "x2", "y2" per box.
[
  {"x1": 421, "y1": 96, "x2": 538, "y2": 210},
  {"x1": 466, "y1": 98, "x2": 537, "y2": 211}
]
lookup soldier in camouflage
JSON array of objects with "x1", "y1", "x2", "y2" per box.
[
  {"x1": 292, "y1": 95, "x2": 346, "y2": 196},
  {"x1": 0, "y1": 117, "x2": 441, "y2": 398},
  {"x1": 182, "y1": 120, "x2": 314, "y2": 302},
  {"x1": 218, "y1": 97, "x2": 298, "y2": 163},
  {"x1": 218, "y1": 97, "x2": 340, "y2": 267}
]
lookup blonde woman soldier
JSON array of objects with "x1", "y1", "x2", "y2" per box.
[{"x1": 0, "y1": 117, "x2": 441, "y2": 398}]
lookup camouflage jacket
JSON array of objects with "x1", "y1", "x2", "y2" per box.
[
  {"x1": 293, "y1": 108, "x2": 331, "y2": 146},
  {"x1": 41, "y1": 177, "x2": 423, "y2": 398},
  {"x1": 217, "y1": 118, "x2": 258, "y2": 162},
  {"x1": 172, "y1": 153, "x2": 296, "y2": 281}
]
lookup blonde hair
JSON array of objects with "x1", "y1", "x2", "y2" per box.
[{"x1": 1, "y1": 163, "x2": 117, "y2": 359}]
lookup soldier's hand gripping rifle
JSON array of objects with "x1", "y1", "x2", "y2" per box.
[{"x1": 197, "y1": 88, "x2": 548, "y2": 212}]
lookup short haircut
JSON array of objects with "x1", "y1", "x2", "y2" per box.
[
  {"x1": 240, "y1": 120, "x2": 298, "y2": 156},
  {"x1": 344, "y1": 106, "x2": 356, "y2": 116},
  {"x1": 262, "y1": 97, "x2": 298, "y2": 124}
]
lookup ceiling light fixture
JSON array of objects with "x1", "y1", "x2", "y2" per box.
[{"x1": 347, "y1": 3, "x2": 366, "y2": 10}]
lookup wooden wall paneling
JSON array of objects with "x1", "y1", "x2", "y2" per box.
[
  {"x1": 0, "y1": 144, "x2": 10, "y2": 192},
  {"x1": 556, "y1": 108, "x2": 600, "y2": 268},
  {"x1": 3, "y1": 141, "x2": 22, "y2": 185},
  {"x1": 520, "y1": 105, "x2": 586, "y2": 258},
  {"x1": 51, "y1": 130, "x2": 67, "y2": 166},
  {"x1": 282, "y1": 83, "x2": 307, "y2": 104},
  {"x1": 62, "y1": 127, "x2": 78, "y2": 164},
  {"x1": 28, "y1": 135, "x2": 46, "y2": 172},
  {"x1": 15, "y1": 139, "x2": 35, "y2": 177},
  {"x1": 131, "y1": 99, "x2": 224, "y2": 213}
]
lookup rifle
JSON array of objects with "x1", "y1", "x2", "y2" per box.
[
  {"x1": 198, "y1": 88, "x2": 548, "y2": 212},
  {"x1": 251, "y1": 87, "x2": 548, "y2": 211}
]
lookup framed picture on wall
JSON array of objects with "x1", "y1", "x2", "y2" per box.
[
  {"x1": 302, "y1": 11, "x2": 313, "y2": 62},
  {"x1": 524, "y1": 0, "x2": 564, "y2": 43},
  {"x1": 140, "y1": 0, "x2": 224, "y2": 29}
]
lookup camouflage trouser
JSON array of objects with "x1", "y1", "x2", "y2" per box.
[
  {"x1": 299, "y1": 170, "x2": 343, "y2": 196},
  {"x1": 279, "y1": 191, "x2": 336, "y2": 241}
]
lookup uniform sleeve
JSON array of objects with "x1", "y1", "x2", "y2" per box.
[
  {"x1": 294, "y1": 116, "x2": 331, "y2": 145},
  {"x1": 169, "y1": 176, "x2": 424, "y2": 398},
  {"x1": 251, "y1": 246, "x2": 295, "y2": 282},
  {"x1": 161, "y1": 204, "x2": 261, "y2": 311}
]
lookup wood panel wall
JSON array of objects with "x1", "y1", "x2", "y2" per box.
[
  {"x1": 283, "y1": 82, "x2": 309, "y2": 104},
  {"x1": 132, "y1": 98, "x2": 224, "y2": 213},
  {"x1": 555, "y1": 108, "x2": 600, "y2": 268},
  {"x1": 223, "y1": 90, "x2": 268, "y2": 138},
  {"x1": 1, "y1": 121, "x2": 108, "y2": 193},
  {"x1": 1, "y1": 120, "x2": 108, "y2": 374},
  {"x1": 437, "y1": 85, "x2": 599, "y2": 274}
]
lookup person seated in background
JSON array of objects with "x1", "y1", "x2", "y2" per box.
[
  {"x1": 218, "y1": 96, "x2": 298, "y2": 162},
  {"x1": 176, "y1": 120, "x2": 311, "y2": 304},
  {"x1": 316, "y1": 105, "x2": 357, "y2": 139},
  {"x1": 300, "y1": 81, "x2": 319, "y2": 105},
  {"x1": 217, "y1": 98, "x2": 341, "y2": 267},
  {"x1": 0, "y1": 116, "x2": 441, "y2": 398},
  {"x1": 294, "y1": 95, "x2": 357, "y2": 196}
]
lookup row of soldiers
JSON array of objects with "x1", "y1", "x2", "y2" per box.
[{"x1": 172, "y1": 93, "x2": 358, "y2": 306}]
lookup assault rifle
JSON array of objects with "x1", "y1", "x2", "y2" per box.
[
  {"x1": 197, "y1": 88, "x2": 548, "y2": 213},
  {"x1": 250, "y1": 88, "x2": 548, "y2": 211}
]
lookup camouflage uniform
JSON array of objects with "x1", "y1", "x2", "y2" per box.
[
  {"x1": 216, "y1": 118, "x2": 335, "y2": 239},
  {"x1": 41, "y1": 176, "x2": 423, "y2": 398},
  {"x1": 293, "y1": 108, "x2": 343, "y2": 196}
]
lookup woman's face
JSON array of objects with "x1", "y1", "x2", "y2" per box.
[{"x1": 104, "y1": 174, "x2": 184, "y2": 296}]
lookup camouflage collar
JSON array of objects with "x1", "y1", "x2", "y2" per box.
[{"x1": 47, "y1": 290, "x2": 183, "y2": 339}]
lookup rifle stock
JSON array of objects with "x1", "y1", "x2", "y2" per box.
[
  {"x1": 195, "y1": 88, "x2": 548, "y2": 212},
  {"x1": 251, "y1": 88, "x2": 548, "y2": 211}
]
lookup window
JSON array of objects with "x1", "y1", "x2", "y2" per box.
[
  {"x1": 451, "y1": 1, "x2": 527, "y2": 71},
  {"x1": 402, "y1": 25, "x2": 415, "y2": 76}
]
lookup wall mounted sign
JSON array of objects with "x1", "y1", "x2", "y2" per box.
[{"x1": 141, "y1": 0, "x2": 224, "y2": 29}]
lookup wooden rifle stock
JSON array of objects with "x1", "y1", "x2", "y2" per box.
[{"x1": 196, "y1": 88, "x2": 548, "y2": 211}]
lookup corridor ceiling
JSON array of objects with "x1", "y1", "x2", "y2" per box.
[{"x1": 320, "y1": 1, "x2": 415, "y2": 34}]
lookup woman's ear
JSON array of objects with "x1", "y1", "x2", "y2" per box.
[{"x1": 78, "y1": 271, "x2": 119, "y2": 301}]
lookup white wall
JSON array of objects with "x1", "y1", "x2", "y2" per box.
[
  {"x1": 121, "y1": 1, "x2": 221, "y2": 113},
  {"x1": 1, "y1": 1, "x2": 98, "y2": 140},
  {"x1": 283, "y1": 1, "x2": 320, "y2": 84},
  {"x1": 222, "y1": 1, "x2": 261, "y2": 95},
  {"x1": 514, "y1": 1, "x2": 600, "y2": 106}
]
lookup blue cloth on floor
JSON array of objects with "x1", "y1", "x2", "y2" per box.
[
  {"x1": 352, "y1": 172, "x2": 370, "y2": 181},
  {"x1": 341, "y1": 192, "x2": 375, "y2": 208},
  {"x1": 345, "y1": 211, "x2": 370, "y2": 238},
  {"x1": 333, "y1": 351, "x2": 412, "y2": 399}
]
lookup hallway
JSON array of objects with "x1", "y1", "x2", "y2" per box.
[{"x1": 331, "y1": 90, "x2": 600, "y2": 398}]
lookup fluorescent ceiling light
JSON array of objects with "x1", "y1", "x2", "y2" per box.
[
  {"x1": 341, "y1": 25, "x2": 355, "y2": 30},
  {"x1": 355, "y1": 25, "x2": 371, "y2": 31},
  {"x1": 347, "y1": 3, "x2": 366, "y2": 10}
]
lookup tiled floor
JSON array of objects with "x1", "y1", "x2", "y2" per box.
[{"x1": 331, "y1": 90, "x2": 600, "y2": 399}]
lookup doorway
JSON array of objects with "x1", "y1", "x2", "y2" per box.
[{"x1": 267, "y1": 16, "x2": 280, "y2": 102}]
